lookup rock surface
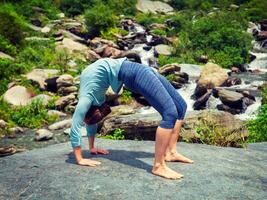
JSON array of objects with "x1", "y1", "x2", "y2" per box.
[
  {"x1": 0, "y1": 139, "x2": 266, "y2": 199},
  {"x1": 136, "y1": 0, "x2": 174, "y2": 14}
]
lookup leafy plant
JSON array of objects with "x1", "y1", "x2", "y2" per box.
[
  {"x1": 120, "y1": 90, "x2": 132, "y2": 104},
  {"x1": 99, "y1": 128, "x2": 125, "y2": 140}
]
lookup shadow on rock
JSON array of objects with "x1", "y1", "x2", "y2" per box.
[{"x1": 66, "y1": 149, "x2": 153, "y2": 172}]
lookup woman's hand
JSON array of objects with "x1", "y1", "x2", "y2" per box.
[
  {"x1": 78, "y1": 158, "x2": 101, "y2": 167},
  {"x1": 90, "y1": 148, "x2": 109, "y2": 155}
]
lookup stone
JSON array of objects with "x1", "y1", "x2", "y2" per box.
[
  {"x1": 218, "y1": 89, "x2": 244, "y2": 108},
  {"x1": 154, "y1": 44, "x2": 173, "y2": 56},
  {"x1": 102, "y1": 46, "x2": 122, "y2": 58},
  {"x1": 182, "y1": 110, "x2": 248, "y2": 146},
  {"x1": 41, "y1": 26, "x2": 51, "y2": 33},
  {"x1": 35, "y1": 129, "x2": 54, "y2": 141},
  {"x1": 0, "y1": 52, "x2": 15, "y2": 61},
  {"x1": 149, "y1": 23, "x2": 167, "y2": 29},
  {"x1": 86, "y1": 49, "x2": 101, "y2": 62},
  {"x1": 9, "y1": 127, "x2": 24, "y2": 135},
  {"x1": 25, "y1": 68, "x2": 59, "y2": 90},
  {"x1": 58, "y1": 86, "x2": 78, "y2": 96},
  {"x1": 0, "y1": 145, "x2": 26, "y2": 157},
  {"x1": 136, "y1": 0, "x2": 174, "y2": 14},
  {"x1": 56, "y1": 74, "x2": 74, "y2": 88},
  {"x1": 221, "y1": 77, "x2": 242, "y2": 87},
  {"x1": 197, "y1": 63, "x2": 228, "y2": 88},
  {"x1": 193, "y1": 90, "x2": 212, "y2": 110},
  {"x1": 0, "y1": 140, "x2": 266, "y2": 199},
  {"x1": 159, "y1": 63, "x2": 180, "y2": 75},
  {"x1": 0, "y1": 120, "x2": 7, "y2": 129},
  {"x1": 48, "y1": 119, "x2": 72, "y2": 130},
  {"x1": 57, "y1": 13, "x2": 65, "y2": 18},
  {"x1": 3, "y1": 86, "x2": 34, "y2": 106},
  {"x1": 56, "y1": 38, "x2": 89, "y2": 55},
  {"x1": 47, "y1": 110, "x2": 67, "y2": 117},
  {"x1": 55, "y1": 94, "x2": 76, "y2": 110}
]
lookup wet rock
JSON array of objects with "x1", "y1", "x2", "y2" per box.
[
  {"x1": 256, "y1": 31, "x2": 267, "y2": 41},
  {"x1": 197, "y1": 55, "x2": 209, "y2": 63},
  {"x1": 35, "y1": 129, "x2": 54, "y2": 141},
  {"x1": 88, "y1": 37, "x2": 119, "y2": 49},
  {"x1": 47, "y1": 110, "x2": 67, "y2": 117},
  {"x1": 136, "y1": 0, "x2": 174, "y2": 14},
  {"x1": 3, "y1": 86, "x2": 34, "y2": 106},
  {"x1": 221, "y1": 77, "x2": 242, "y2": 87},
  {"x1": 217, "y1": 104, "x2": 243, "y2": 114},
  {"x1": 25, "y1": 68, "x2": 59, "y2": 90},
  {"x1": 159, "y1": 63, "x2": 180, "y2": 75},
  {"x1": 48, "y1": 119, "x2": 72, "y2": 130},
  {"x1": 102, "y1": 46, "x2": 122, "y2": 58},
  {"x1": 218, "y1": 89, "x2": 244, "y2": 108},
  {"x1": 55, "y1": 94, "x2": 76, "y2": 110},
  {"x1": 231, "y1": 67, "x2": 241, "y2": 73},
  {"x1": 193, "y1": 90, "x2": 212, "y2": 110}
]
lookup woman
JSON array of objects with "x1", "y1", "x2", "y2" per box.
[{"x1": 70, "y1": 57, "x2": 193, "y2": 180}]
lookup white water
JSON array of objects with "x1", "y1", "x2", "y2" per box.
[{"x1": 126, "y1": 22, "x2": 266, "y2": 121}]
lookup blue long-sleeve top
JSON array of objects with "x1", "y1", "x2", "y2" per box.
[{"x1": 70, "y1": 57, "x2": 127, "y2": 148}]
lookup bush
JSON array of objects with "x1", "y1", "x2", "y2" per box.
[
  {"x1": 59, "y1": 0, "x2": 93, "y2": 17},
  {"x1": 84, "y1": 2, "x2": 117, "y2": 37},
  {"x1": 99, "y1": 128, "x2": 125, "y2": 140},
  {"x1": 135, "y1": 12, "x2": 166, "y2": 28},
  {"x1": 174, "y1": 11, "x2": 252, "y2": 68},
  {"x1": 240, "y1": 0, "x2": 267, "y2": 22},
  {"x1": 247, "y1": 104, "x2": 267, "y2": 143},
  {"x1": 0, "y1": 35, "x2": 17, "y2": 56},
  {"x1": 0, "y1": 3, "x2": 27, "y2": 47},
  {"x1": 120, "y1": 89, "x2": 132, "y2": 104},
  {"x1": 10, "y1": 99, "x2": 58, "y2": 129}
]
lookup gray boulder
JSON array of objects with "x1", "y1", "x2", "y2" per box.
[
  {"x1": 35, "y1": 129, "x2": 54, "y2": 141},
  {"x1": 136, "y1": 0, "x2": 174, "y2": 14},
  {"x1": 48, "y1": 119, "x2": 72, "y2": 130}
]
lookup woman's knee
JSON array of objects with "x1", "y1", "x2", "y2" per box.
[{"x1": 160, "y1": 108, "x2": 179, "y2": 129}]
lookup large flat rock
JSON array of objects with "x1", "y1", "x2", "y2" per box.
[{"x1": 0, "y1": 139, "x2": 266, "y2": 200}]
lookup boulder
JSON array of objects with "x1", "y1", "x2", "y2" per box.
[
  {"x1": 0, "y1": 52, "x2": 15, "y2": 61},
  {"x1": 25, "y1": 69, "x2": 59, "y2": 90},
  {"x1": 48, "y1": 119, "x2": 72, "y2": 130},
  {"x1": 3, "y1": 86, "x2": 34, "y2": 106},
  {"x1": 55, "y1": 94, "x2": 76, "y2": 110},
  {"x1": 136, "y1": 0, "x2": 174, "y2": 14},
  {"x1": 56, "y1": 74, "x2": 74, "y2": 88},
  {"x1": 41, "y1": 26, "x2": 51, "y2": 33},
  {"x1": 0, "y1": 120, "x2": 7, "y2": 129},
  {"x1": 159, "y1": 63, "x2": 180, "y2": 75},
  {"x1": 182, "y1": 110, "x2": 248, "y2": 147},
  {"x1": 197, "y1": 63, "x2": 229, "y2": 88},
  {"x1": 56, "y1": 38, "x2": 89, "y2": 56},
  {"x1": 58, "y1": 86, "x2": 78, "y2": 96},
  {"x1": 86, "y1": 49, "x2": 101, "y2": 62},
  {"x1": 35, "y1": 129, "x2": 54, "y2": 141},
  {"x1": 9, "y1": 127, "x2": 24, "y2": 135},
  {"x1": 47, "y1": 110, "x2": 67, "y2": 117},
  {"x1": 154, "y1": 44, "x2": 173, "y2": 56},
  {"x1": 217, "y1": 89, "x2": 244, "y2": 108}
]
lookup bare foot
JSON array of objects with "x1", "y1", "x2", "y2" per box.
[
  {"x1": 90, "y1": 148, "x2": 109, "y2": 155},
  {"x1": 165, "y1": 152, "x2": 194, "y2": 163},
  {"x1": 152, "y1": 164, "x2": 183, "y2": 180}
]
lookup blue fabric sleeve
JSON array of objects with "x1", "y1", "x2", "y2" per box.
[
  {"x1": 85, "y1": 123, "x2": 98, "y2": 137},
  {"x1": 70, "y1": 96, "x2": 92, "y2": 148}
]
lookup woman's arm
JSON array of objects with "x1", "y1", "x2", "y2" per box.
[{"x1": 70, "y1": 96, "x2": 101, "y2": 166}]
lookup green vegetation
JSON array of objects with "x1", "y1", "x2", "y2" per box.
[
  {"x1": 99, "y1": 128, "x2": 125, "y2": 140},
  {"x1": 10, "y1": 99, "x2": 58, "y2": 129},
  {"x1": 120, "y1": 90, "x2": 133, "y2": 104},
  {"x1": 193, "y1": 118, "x2": 247, "y2": 147},
  {"x1": 247, "y1": 85, "x2": 267, "y2": 143}
]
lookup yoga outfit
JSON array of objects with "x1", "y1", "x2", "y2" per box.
[{"x1": 70, "y1": 58, "x2": 187, "y2": 148}]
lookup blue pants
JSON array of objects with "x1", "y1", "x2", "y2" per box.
[{"x1": 118, "y1": 61, "x2": 187, "y2": 129}]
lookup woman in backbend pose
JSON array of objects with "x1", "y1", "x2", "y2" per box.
[{"x1": 70, "y1": 57, "x2": 193, "y2": 180}]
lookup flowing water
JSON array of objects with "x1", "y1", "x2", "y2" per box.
[{"x1": 129, "y1": 22, "x2": 267, "y2": 121}]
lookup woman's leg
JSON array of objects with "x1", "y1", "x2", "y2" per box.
[
  {"x1": 153, "y1": 72, "x2": 193, "y2": 163},
  {"x1": 152, "y1": 126, "x2": 183, "y2": 179}
]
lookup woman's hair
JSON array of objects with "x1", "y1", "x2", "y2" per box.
[{"x1": 84, "y1": 103, "x2": 111, "y2": 125}]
